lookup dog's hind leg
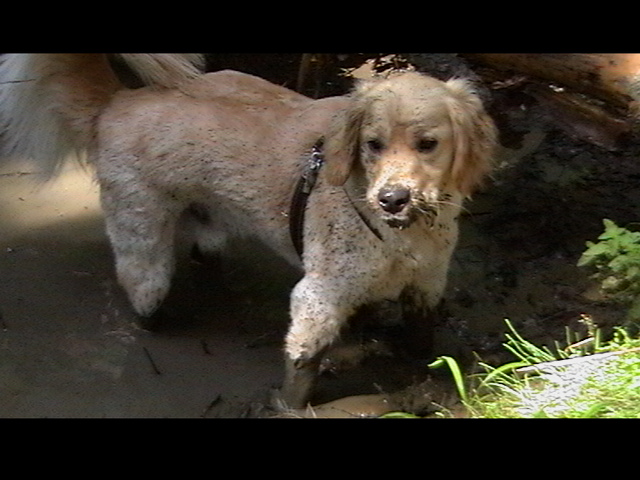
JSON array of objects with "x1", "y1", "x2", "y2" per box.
[
  {"x1": 100, "y1": 184, "x2": 181, "y2": 327},
  {"x1": 185, "y1": 203, "x2": 228, "y2": 265}
]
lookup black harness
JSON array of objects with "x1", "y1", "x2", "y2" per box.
[
  {"x1": 289, "y1": 141, "x2": 325, "y2": 258},
  {"x1": 288, "y1": 141, "x2": 383, "y2": 258}
]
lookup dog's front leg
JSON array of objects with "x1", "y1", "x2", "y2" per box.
[
  {"x1": 281, "y1": 355, "x2": 323, "y2": 409},
  {"x1": 399, "y1": 290, "x2": 438, "y2": 359},
  {"x1": 280, "y1": 274, "x2": 358, "y2": 408}
]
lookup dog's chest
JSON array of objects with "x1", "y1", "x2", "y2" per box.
[{"x1": 373, "y1": 222, "x2": 456, "y2": 291}]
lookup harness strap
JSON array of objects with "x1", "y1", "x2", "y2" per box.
[
  {"x1": 289, "y1": 141, "x2": 383, "y2": 258},
  {"x1": 289, "y1": 142, "x2": 324, "y2": 258}
]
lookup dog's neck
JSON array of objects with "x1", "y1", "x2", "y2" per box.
[{"x1": 342, "y1": 174, "x2": 385, "y2": 243}]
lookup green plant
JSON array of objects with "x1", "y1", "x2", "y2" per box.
[
  {"x1": 428, "y1": 355, "x2": 468, "y2": 404},
  {"x1": 578, "y1": 219, "x2": 640, "y2": 324},
  {"x1": 424, "y1": 319, "x2": 640, "y2": 418}
]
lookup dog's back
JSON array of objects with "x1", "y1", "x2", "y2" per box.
[
  {"x1": 94, "y1": 69, "x2": 345, "y2": 262},
  {"x1": 0, "y1": 55, "x2": 347, "y2": 262}
]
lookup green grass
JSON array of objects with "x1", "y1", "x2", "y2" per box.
[
  {"x1": 400, "y1": 320, "x2": 640, "y2": 419},
  {"x1": 479, "y1": 323, "x2": 638, "y2": 418}
]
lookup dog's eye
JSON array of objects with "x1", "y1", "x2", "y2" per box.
[
  {"x1": 417, "y1": 138, "x2": 438, "y2": 153},
  {"x1": 365, "y1": 139, "x2": 384, "y2": 153}
]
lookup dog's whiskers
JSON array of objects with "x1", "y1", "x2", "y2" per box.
[
  {"x1": 414, "y1": 197, "x2": 460, "y2": 214},
  {"x1": 431, "y1": 198, "x2": 469, "y2": 215}
]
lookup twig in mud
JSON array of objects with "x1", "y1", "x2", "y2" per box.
[
  {"x1": 0, "y1": 308, "x2": 7, "y2": 331},
  {"x1": 143, "y1": 347, "x2": 162, "y2": 375},
  {"x1": 0, "y1": 171, "x2": 39, "y2": 177},
  {"x1": 201, "y1": 339, "x2": 212, "y2": 355},
  {"x1": 0, "y1": 79, "x2": 36, "y2": 84},
  {"x1": 201, "y1": 395, "x2": 222, "y2": 418}
]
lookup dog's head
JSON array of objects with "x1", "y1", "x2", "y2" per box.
[{"x1": 323, "y1": 72, "x2": 497, "y2": 229}]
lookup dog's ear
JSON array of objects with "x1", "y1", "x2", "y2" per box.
[
  {"x1": 323, "y1": 97, "x2": 365, "y2": 186},
  {"x1": 444, "y1": 78, "x2": 498, "y2": 196}
]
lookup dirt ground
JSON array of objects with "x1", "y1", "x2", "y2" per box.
[{"x1": 1, "y1": 54, "x2": 639, "y2": 418}]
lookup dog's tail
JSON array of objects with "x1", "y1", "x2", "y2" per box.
[{"x1": 0, "y1": 53, "x2": 204, "y2": 177}]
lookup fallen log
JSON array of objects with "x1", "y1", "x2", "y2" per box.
[
  {"x1": 297, "y1": 53, "x2": 640, "y2": 149},
  {"x1": 459, "y1": 53, "x2": 640, "y2": 150},
  {"x1": 461, "y1": 53, "x2": 640, "y2": 113}
]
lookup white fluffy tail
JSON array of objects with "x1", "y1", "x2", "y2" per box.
[
  {"x1": 0, "y1": 53, "x2": 204, "y2": 177},
  {"x1": 117, "y1": 53, "x2": 204, "y2": 89}
]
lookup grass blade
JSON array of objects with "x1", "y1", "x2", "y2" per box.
[{"x1": 429, "y1": 356, "x2": 467, "y2": 403}]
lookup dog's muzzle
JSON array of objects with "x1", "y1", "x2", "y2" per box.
[{"x1": 376, "y1": 185, "x2": 437, "y2": 229}]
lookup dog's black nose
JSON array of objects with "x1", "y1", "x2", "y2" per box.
[{"x1": 378, "y1": 187, "x2": 411, "y2": 214}]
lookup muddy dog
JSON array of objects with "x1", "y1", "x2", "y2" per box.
[{"x1": 0, "y1": 54, "x2": 497, "y2": 407}]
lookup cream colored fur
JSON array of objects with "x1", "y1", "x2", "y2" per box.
[{"x1": 0, "y1": 54, "x2": 497, "y2": 407}]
